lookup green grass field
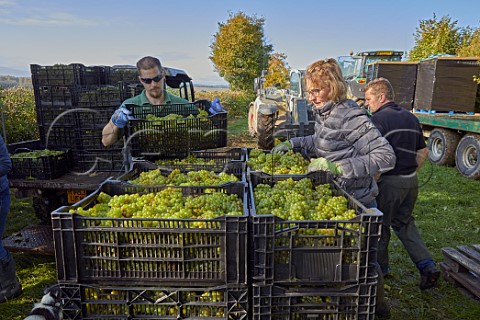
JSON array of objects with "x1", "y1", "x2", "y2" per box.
[{"x1": 1, "y1": 124, "x2": 479, "y2": 319}]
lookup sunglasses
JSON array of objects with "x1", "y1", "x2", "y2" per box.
[{"x1": 140, "y1": 74, "x2": 164, "y2": 84}]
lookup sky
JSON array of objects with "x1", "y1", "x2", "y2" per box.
[{"x1": 0, "y1": 0, "x2": 479, "y2": 85}]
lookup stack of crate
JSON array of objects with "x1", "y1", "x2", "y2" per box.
[
  {"x1": 51, "y1": 149, "x2": 250, "y2": 319},
  {"x1": 367, "y1": 61, "x2": 418, "y2": 110},
  {"x1": 413, "y1": 57, "x2": 480, "y2": 113},
  {"x1": 246, "y1": 149, "x2": 382, "y2": 319},
  {"x1": 31, "y1": 64, "x2": 133, "y2": 172}
]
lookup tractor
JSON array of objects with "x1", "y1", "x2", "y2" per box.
[
  {"x1": 248, "y1": 69, "x2": 314, "y2": 149},
  {"x1": 338, "y1": 50, "x2": 404, "y2": 107}
]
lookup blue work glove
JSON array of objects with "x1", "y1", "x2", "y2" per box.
[
  {"x1": 308, "y1": 157, "x2": 343, "y2": 175},
  {"x1": 211, "y1": 98, "x2": 226, "y2": 112},
  {"x1": 271, "y1": 141, "x2": 292, "y2": 154},
  {"x1": 111, "y1": 105, "x2": 133, "y2": 129}
]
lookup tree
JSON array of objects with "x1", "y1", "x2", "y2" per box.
[
  {"x1": 210, "y1": 11, "x2": 273, "y2": 92},
  {"x1": 408, "y1": 14, "x2": 460, "y2": 61},
  {"x1": 457, "y1": 26, "x2": 480, "y2": 57},
  {"x1": 264, "y1": 52, "x2": 290, "y2": 89},
  {"x1": 0, "y1": 87, "x2": 38, "y2": 143}
]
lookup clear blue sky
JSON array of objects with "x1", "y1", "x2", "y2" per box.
[{"x1": 0, "y1": 0, "x2": 479, "y2": 85}]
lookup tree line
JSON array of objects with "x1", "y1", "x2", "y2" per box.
[
  {"x1": 0, "y1": 76, "x2": 32, "y2": 88},
  {"x1": 209, "y1": 12, "x2": 480, "y2": 92}
]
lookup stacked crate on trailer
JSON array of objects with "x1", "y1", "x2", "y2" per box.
[
  {"x1": 30, "y1": 63, "x2": 128, "y2": 172},
  {"x1": 246, "y1": 149, "x2": 382, "y2": 320},
  {"x1": 366, "y1": 61, "x2": 418, "y2": 110}
]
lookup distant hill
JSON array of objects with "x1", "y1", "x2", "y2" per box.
[
  {"x1": 0, "y1": 75, "x2": 32, "y2": 88},
  {"x1": 0, "y1": 66, "x2": 30, "y2": 78}
]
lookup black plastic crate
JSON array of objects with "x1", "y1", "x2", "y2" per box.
[
  {"x1": 126, "y1": 100, "x2": 208, "y2": 118},
  {"x1": 60, "y1": 283, "x2": 248, "y2": 320},
  {"x1": 52, "y1": 181, "x2": 248, "y2": 286},
  {"x1": 31, "y1": 63, "x2": 83, "y2": 86},
  {"x1": 33, "y1": 85, "x2": 79, "y2": 107},
  {"x1": 75, "y1": 106, "x2": 117, "y2": 130},
  {"x1": 252, "y1": 281, "x2": 377, "y2": 320},
  {"x1": 107, "y1": 66, "x2": 138, "y2": 84},
  {"x1": 118, "y1": 160, "x2": 246, "y2": 185},
  {"x1": 281, "y1": 122, "x2": 316, "y2": 140},
  {"x1": 125, "y1": 102, "x2": 227, "y2": 157},
  {"x1": 75, "y1": 150, "x2": 125, "y2": 172},
  {"x1": 120, "y1": 81, "x2": 144, "y2": 100},
  {"x1": 38, "y1": 124, "x2": 77, "y2": 149},
  {"x1": 8, "y1": 149, "x2": 71, "y2": 180},
  {"x1": 77, "y1": 85, "x2": 122, "y2": 107},
  {"x1": 249, "y1": 171, "x2": 382, "y2": 286},
  {"x1": 153, "y1": 147, "x2": 247, "y2": 167},
  {"x1": 75, "y1": 128, "x2": 124, "y2": 152},
  {"x1": 80, "y1": 66, "x2": 110, "y2": 86},
  {"x1": 36, "y1": 106, "x2": 77, "y2": 126}
]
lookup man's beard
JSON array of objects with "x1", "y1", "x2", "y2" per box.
[{"x1": 148, "y1": 87, "x2": 163, "y2": 99}]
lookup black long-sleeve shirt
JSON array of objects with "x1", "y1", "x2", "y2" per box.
[{"x1": 371, "y1": 102, "x2": 426, "y2": 175}]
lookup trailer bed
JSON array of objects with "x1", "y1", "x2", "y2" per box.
[{"x1": 414, "y1": 112, "x2": 480, "y2": 134}]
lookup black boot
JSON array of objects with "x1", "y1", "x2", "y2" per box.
[
  {"x1": 375, "y1": 263, "x2": 391, "y2": 319},
  {"x1": 0, "y1": 251, "x2": 22, "y2": 303}
]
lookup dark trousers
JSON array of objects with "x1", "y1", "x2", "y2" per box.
[
  {"x1": 0, "y1": 188, "x2": 10, "y2": 259},
  {"x1": 376, "y1": 173, "x2": 432, "y2": 272}
]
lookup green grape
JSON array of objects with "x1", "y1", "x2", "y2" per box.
[
  {"x1": 253, "y1": 178, "x2": 357, "y2": 222},
  {"x1": 129, "y1": 168, "x2": 238, "y2": 186},
  {"x1": 72, "y1": 187, "x2": 243, "y2": 223},
  {"x1": 248, "y1": 149, "x2": 309, "y2": 174}
]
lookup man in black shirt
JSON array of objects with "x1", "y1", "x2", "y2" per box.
[{"x1": 366, "y1": 78, "x2": 440, "y2": 290}]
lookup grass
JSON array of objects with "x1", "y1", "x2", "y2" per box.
[
  {"x1": 1, "y1": 125, "x2": 479, "y2": 319},
  {"x1": 385, "y1": 161, "x2": 480, "y2": 319}
]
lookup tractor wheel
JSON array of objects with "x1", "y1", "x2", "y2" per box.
[
  {"x1": 427, "y1": 128, "x2": 460, "y2": 166},
  {"x1": 256, "y1": 112, "x2": 275, "y2": 150},
  {"x1": 455, "y1": 134, "x2": 480, "y2": 179},
  {"x1": 32, "y1": 192, "x2": 62, "y2": 224}
]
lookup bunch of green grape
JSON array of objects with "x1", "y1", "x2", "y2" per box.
[
  {"x1": 248, "y1": 149, "x2": 308, "y2": 174},
  {"x1": 11, "y1": 149, "x2": 65, "y2": 159},
  {"x1": 129, "y1": 168, "x2": 238, "y2": 186},
  {"x1": 254, "y1": 178, "x2": 356, "y2": 221},
  {"x1": 71, "y1": 188, "x2": 243, "y2": 223},
  {"x1": 155, "y1": 153, "x2": 216, "y2": 166}
]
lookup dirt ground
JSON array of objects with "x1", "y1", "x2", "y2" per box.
[{"x1": 227, "y1": 131, "x2": 257, "y2": 148}]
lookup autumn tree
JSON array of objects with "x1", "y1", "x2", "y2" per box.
[
  {"x1": 0, "y1": 87, "x2": 38, "y2": 143},
  {"x1": 408, "y1": 14, "x2": 461, "y2": 61},
  {"x1": 264, "y1": 52, "x2": 290, "y2": 89},
  {"x1": 457, "y1": 26, "x2": 480, "y2": 57},
  {"x1": 210, "y1": 12, "x2": 273, "y2": 92}
]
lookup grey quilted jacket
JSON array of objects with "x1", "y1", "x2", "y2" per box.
[{"x1": 290, "y1": 99, "x2": 396, "y2": 205}]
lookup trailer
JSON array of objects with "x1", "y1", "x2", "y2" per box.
[{"x1": 414, "y1": 112, "x2": 480, "y2": 179}]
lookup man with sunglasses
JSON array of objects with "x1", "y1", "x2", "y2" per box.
[{"x1": 102, "y1": 56, "x2": 190, "y2": 147}]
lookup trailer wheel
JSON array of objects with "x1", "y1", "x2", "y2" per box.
[
  {"x1": 455, "y1": 134, "x2": 480, "y2": 179},
  {"x1": 256, "y1": 112, "x2": 275, "y2": 150},
  {"x1": 32, "y1": 192, "x2": 61, "y2": 224},
  {"x1": 427, "y1": 128, "x2": 460, "y2": 166}
]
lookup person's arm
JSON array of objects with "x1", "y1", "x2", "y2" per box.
[
  {"x1": 337, "y1": 110, "x2": 396, "y2": 179},
  {"x1": 0, "y1": 134, "x2": 12, "y2": 177},
  {"x1": 102, "y1": 119, "x2": 121, "y2": 147},
  {"x1": 416, "y1": 147, "x2": 428, "y2": 171},
  {"x1": 290, "y1": 135, "x2": 316, "y2": 153}
]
